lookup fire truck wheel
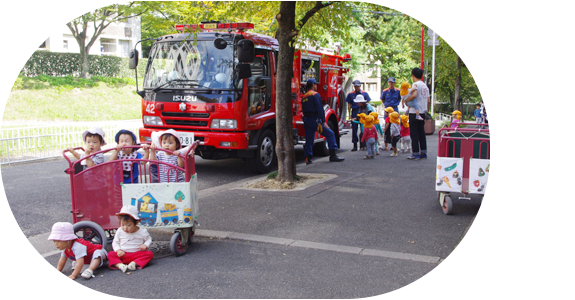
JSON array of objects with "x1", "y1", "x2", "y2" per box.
[
  {"x1": 247, "y1": 129, "x2": 277, "y2": 173},
  {"x1": 314, "y1": 120, "x2": 337, "y2": 157}
]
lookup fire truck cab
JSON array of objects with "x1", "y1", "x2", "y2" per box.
[{"x1": 129, "y1": 22, "x2": 350, "y2": 174}]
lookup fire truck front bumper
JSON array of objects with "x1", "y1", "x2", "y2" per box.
[{"x1": 139, "y1": 128, "x2": 255, "y2": 159}]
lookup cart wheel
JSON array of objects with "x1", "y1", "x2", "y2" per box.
[
  {"x1": 483, "y1": 198, "x2": 491, "y2": 219},
  {"x1": 170, "y1": 231, "x2": 187, "y2": 256},
  {"x1": 442, "y1": 195, "x2": 453, "y2": 215},
  {"x1": 73, "y1": 221, "x2": 108, "y2": 249}
]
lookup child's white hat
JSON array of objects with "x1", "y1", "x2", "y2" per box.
[
  {"x1": 354, "y1": 95, "x2": 366, "y2": 103},
  {"x1": 116, "y1": 205, "x2": 140, "y2": 220},
  {"x1": 159, "y1": 129, "x2": 182, "y2": 149},
  {"x1": 47, "y1": 222, "x2": 77, "y2": 241},
  {"x1": 82, "y1": 127, "x2": 106, "y2": 145}
]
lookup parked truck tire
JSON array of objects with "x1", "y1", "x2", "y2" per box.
[{"x1": 247, "y1": 129, "x2": 277, "y2": 173}]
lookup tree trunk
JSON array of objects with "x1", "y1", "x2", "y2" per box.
[
  {"x1": 274, "y1": 2, "x2": 297, "y2": 183},
  {"x1": 80, "y1": 47, "x2": 90, "y2": 79}
]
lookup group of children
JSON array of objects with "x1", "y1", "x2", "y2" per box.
[
  {"x1": 355, "y1": 80, "x2": 417, "y2": 160},
  {"x1": 50, "y1": 127, "x2": 194, "y2": 280},
  {"x1": 49, "y1": 205, "x2": 153, "y2": 280},
  {"x1": 67, "y1": 127, "x2": 190, "y2": 183},
  {"x1": 357, "y1": 107, "x2": 412, "y2": 159}
]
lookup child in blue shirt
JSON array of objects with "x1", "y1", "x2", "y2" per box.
[
  {"x1": 474, "y1": 104, "x2": 483, "y2": 123},
  {"x1": 110, "y1": 129, "x2": 143, "y2": 183}
]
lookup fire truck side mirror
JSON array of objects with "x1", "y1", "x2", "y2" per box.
[
  {"x1": 237, "y1": 40, "x2": 255, "y2": 63},
  {"x1": 236, "y1": 64, "x2": 252, "y2": 80},
  {"x1": 129, "y1": 49, "x2": 139, "y2": 69},
  {"x1": 214, "y1": 38, "x2": 228, "y2": 50}
]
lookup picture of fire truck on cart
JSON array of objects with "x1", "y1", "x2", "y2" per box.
[{"x1": 129, "y1": 21, "x2": 352, "y2": 173}]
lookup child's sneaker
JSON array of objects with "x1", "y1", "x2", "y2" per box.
[
  {"x1": 420, "y1": 153, "x2": 427, "y2": 159},
  {"x1": 127, "y1": 261, "x2": 137, "y2": 271},
  {"x1": 390, "y1": 152, "x2": 398, "y2": 157},
  {"x1": 80, "y1": 269, "x2": 94, "y2": 279},
  {"x1": 370, "y1": 155, "x2": 375, "y2": 159},
  {"x1": 363, "y1": 155, "x2": 370, "y2": 159},
  {"x1": 416, "y1": 115, "x2": 424, "y2": 121},
  {"x1": 407, "y1": 155, "x2": 420, "y2": 160},
  {"x1": 118, "y1": 263, "x2": 128, "y2": 273}
]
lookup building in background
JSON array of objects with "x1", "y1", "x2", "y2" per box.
[{"x1": 0, "y1": 1, "x2": 142, "y2": 57}]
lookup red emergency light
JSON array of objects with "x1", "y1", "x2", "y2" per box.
[
  {"x1": 342, "y1": 53, "x2": 352, "y2": 61},
  {"x1": 175, "y1": 22, "x2": 254, "y2": 32}
]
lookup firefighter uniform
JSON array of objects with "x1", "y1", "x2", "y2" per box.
[{"x1": 302, "y1": 79, "x2": 343, "y2": 164}]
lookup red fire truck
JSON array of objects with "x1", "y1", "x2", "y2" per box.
[{"x1": 128, "y1": 22, "x2": 350, "y2": 173}]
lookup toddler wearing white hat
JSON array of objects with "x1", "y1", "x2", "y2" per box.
[
  {"x1": 67, "y1": 127, "x2": 106, "y2": 170},
  {"x1": 108, "y1": 205, "x2": 154, "y2": 273},
  {"x1": 48, "y1": 222, "x2": 107, "y2": 280}
]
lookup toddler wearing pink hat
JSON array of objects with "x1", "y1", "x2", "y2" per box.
[
  {"x1": 48, "y1": 222, "x2": 107, "y2": 280},
  {"x1": 108, "y1": 205, "x2": 154, "y2": 273}
]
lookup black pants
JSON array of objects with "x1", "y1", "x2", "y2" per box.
[{"x1": 409, "y1": 113, "x2": 427, "y2": 155}]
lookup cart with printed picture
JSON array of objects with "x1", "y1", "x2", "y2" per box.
[
  {"x1": 63, "y1": 141, "x2": 200, "y2": 256},
  {"x1": 436, "y1": 123, "x2": 490, "y2": 215}
]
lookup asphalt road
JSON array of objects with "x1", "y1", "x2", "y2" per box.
[{"x1": 2, "y1": 132, "x2": 481, "y2": 298}]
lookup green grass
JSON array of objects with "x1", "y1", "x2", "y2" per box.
[{"x1": 5, "y1": 76, "x2": 142, "y2": 121}]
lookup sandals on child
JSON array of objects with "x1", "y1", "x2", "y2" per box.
[
  {"x1": 127, "y1": 261, "x2": 137, "y2": 271},
  {"x1": 80, "y1": 269, "x2": 94, "y2": 279}
]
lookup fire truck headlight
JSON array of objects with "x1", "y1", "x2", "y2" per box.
[
  {"x1": 211, "y1": 119, "x2": 237, "y2": 129},
  {"x1": 144, "y1": 116, "x2": 163, "y2": 126}
]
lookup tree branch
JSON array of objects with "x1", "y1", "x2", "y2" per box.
[{"x1": 298, "y1": 1, "x2": 332, "y2": 30}]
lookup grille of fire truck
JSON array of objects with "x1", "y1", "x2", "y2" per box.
[
  {"x1": 164, "y1": 120, "x2": 209, "y2": 126},
  {"x1": 162, "y1": 112, "x2": 210, "y2": 118}
]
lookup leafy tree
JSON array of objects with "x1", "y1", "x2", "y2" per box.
[{"x1": 67, "y1": 2, "x2": 150, "y2": 78}]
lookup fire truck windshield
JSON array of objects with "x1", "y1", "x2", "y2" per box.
[{"x1": 144, "y1": 40, "x2": 234, "y2": 91}]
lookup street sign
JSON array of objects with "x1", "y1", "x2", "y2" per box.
[
  {"x1": 428, "y1": 39, "x2": 439, "y2": 46},
  {"x1": 427, "y1": 28, "x2": 438, "y2": 39}
]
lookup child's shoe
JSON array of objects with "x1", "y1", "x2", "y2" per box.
[
  {"x1": 363, "y1": 155, "x2": 370, "y2": 159},
  {"x1": 390, "y1": 152, "x2": 398, "y2": 157},
  {"x1": 370, "y1": 155, "x2": 375, "y2": 159},
  {"x1": 416, "y1": 115, "x2": 424, "y2": 121},
  {"x1": 127, "y1": 261, "x2": 137, "y2": 271},
  {"x1": 118, "y1": 263, "x2": 128, "y2": 273},
  {"x1": 80, "y1": 269, "x2": 94, "y2": 279},
  {"x1": 420, "y1": 153, "x2": 428, "y2": 159}
]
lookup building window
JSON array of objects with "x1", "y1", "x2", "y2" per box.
[
  {"x1": 28, "y1": 31, "x2": 46, "y2": 49},
  {"x1": 119, "y1": 40, "x2": 130, "y2": 57},
  {"x1": 63, "y1": 40, "x2": 68, "y2": 50},
  {"x1": 100, "y1": 38, "x2": 117, "y2": 56}
]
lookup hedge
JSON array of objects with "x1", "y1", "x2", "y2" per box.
[{"x1": 21, "y1": 50, "x2": 148, "y2": 78}]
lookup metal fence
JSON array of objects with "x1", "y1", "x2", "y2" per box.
[{"x1": 1, "y1": 120, "x2": 142, "y2": 165}]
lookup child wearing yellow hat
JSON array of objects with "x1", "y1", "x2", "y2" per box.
[
  {"x1": 451, "y1": 110, "x2": 462, "y2": 128},
  {"x1": 382, "y1": 106, "x2": 395, "y2": 151},
  {"x1": 399, "y1": 114, "x2": 411, "y2": 153},
  {"x1": 358, "y1": 112, "x2": 380, "y2": 159},
  {"x1": 388, "y1": 112, "x2": 401, "y2": 157},
  {"x1": 400, "y1": 82, "x2": 424, "y2": 121}
]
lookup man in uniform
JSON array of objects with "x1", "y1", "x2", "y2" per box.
[
  {"x1": 345, "y1": 80, "x2": 371, "y2": 151},
  {"x1": 302, "y1": 78, "x2": 345, "y2": 165},
  {"x1": 380, "y1": 77, "x2": 401, "y2": 112}
]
